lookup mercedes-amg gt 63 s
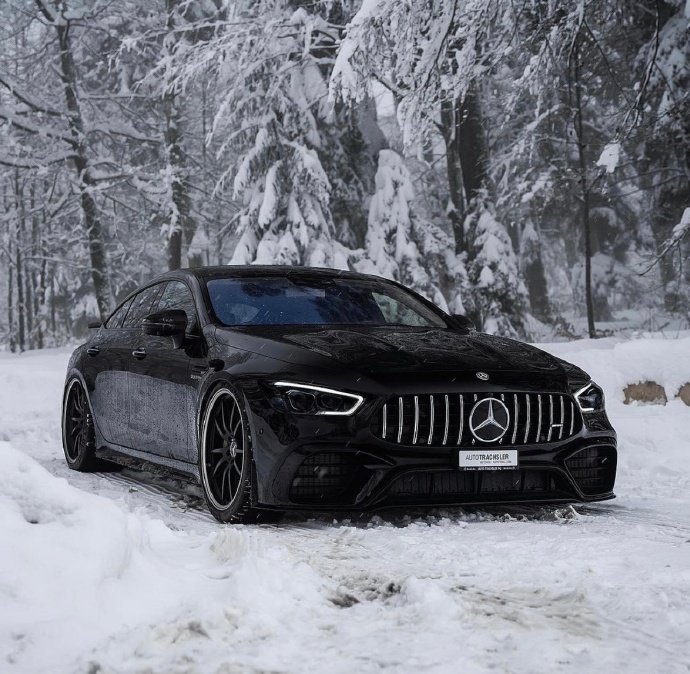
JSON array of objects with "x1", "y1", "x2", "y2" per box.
[{"x1": 62, "y1": 266, "x2": 617, "y2": 522}]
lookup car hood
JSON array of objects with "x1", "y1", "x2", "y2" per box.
[{"x1": 215, "y1": 325, "x2": 570, "y2": 381}]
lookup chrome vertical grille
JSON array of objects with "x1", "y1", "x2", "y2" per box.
[
  {"x1": 511, "y1": 394, "x2": 519, "y2": 444},
  {"x1": 442, "y1": 395, "x2": 450, "y2": 446},
  {"x1": 374, "y1": 392, "x2": 581, "y2": 447}
]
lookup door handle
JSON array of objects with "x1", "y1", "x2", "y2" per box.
[
  {"x1": 86, "y1": 347, "x2": 100, "y2": 357},
  {"x1": 132, "y1": 347, "x2": 147, "y2": 360}
]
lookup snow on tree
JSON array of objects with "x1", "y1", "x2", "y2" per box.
[
  {"x1": 1, "y1": 0, "x2": 689, "y2": 349},
  {"x1": 169, "y1": 4, "x2": 355, "y2": 269},
  {"x1": 465, "y1": 196, "x2": 527, "y2": 336},
  {"x1": 355, "y1": 149, "x2": 449, "y2": 309},
  {"x1": 331, "y1": 0, "x2": 523, "y2": 324}
]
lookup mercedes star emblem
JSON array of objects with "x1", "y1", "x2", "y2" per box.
[
  {"x1": 469, "y1": 397, "x2": 510, "y2": 442},
  {"x1": 476, "y1": 372, "x2": 489, "y2": 381}
]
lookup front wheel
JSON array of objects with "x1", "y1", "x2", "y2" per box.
[{"x1": 199, "y1": 386, "x2": 261, "y2": 523}]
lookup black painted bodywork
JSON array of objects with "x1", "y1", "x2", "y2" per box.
[{"x1": 65, "y1": 266, "x2": 617, "y2": 512}]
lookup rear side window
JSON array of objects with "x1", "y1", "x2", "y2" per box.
[
  {"x1": 121, "y1": 284, "x2": 163, "y2": 329},
  {"x1": 105, "y1": 297, "x2": 133, "y2": 329},
  {"x1": 157, "y1": 281, "x2": 198, "y2": 331}
]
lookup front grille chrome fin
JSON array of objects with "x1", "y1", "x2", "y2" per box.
[{"x1": 376, "y1": 392, "x2": 581, "y2": 448}]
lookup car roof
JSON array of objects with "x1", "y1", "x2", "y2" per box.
[{"x1": 151, "y1": 265, "x2": 386, "y2": 284}]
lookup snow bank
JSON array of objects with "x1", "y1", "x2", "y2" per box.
[
  {"x1": 542, "y1": 333, "x2": 690, "y2": 399},
  {"x1": 1, "y1": 336, "x2": 690, "y2": 673},
  {"x1": 541, "y1": 335, "x2": 690, "y2": 503},
  {"x1": 0, "y1": 437, "x2": 337, "y2": 674},
  {"x1": 0, "y1": 441, "x2": 187, "y2": 672}
]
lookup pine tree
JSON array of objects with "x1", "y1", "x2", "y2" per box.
[
  {"x1": 355, "y1": 149, "x2": 449, "y2": 308},
  {"x1": 465, "y1": 195, "x2": 527, "y2": 336}
]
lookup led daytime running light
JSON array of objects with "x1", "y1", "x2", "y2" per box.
[
  {"x1": 274, "y1": 381, "x2": 364, "y2": 416},
  {"x1": 574, "y1": 382, "x2": 604, "y2": 413}
]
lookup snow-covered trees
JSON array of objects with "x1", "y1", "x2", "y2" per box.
[
  {"x1": 1, "y1": 0, "x2": 688, "y2": 349},
  {"x1": 464, "y1": 197, "x2": 526, "y2": 336},
  {"x1": 167, "y1": 3, "x2": 362, "y2": 270},
  {"x1": 356, "y1": 149, "x2": 448, "y2": 309},
  {"x1": 329, "y1": 0, "x2": 526, "y2": 332}
]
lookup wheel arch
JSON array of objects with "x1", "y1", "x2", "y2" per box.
[
  {"x1": 63, "y1": 367, "x2": 108, "y2": 443},
  {"x1": 194, "y1": 375, "x2": 256, "y2": 461}
]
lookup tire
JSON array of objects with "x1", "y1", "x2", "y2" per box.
[
  {"x1": 199, "y1": 385, "x2": 264, "y2": 523},
  {"x1": 61, "y1": 377, "x2": 106, "y2": 472}
]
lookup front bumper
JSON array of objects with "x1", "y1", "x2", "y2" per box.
[
  {"x1": 264, "y1": 439, "x2": 616, "y2": 511},
  {"x1": 248, "y1": 397, "x2": 617, "y2": 511}
]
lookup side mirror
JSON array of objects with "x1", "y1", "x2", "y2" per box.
[
  {"x1": 88, "y1": 321, "x2": 102, "y2": 330},
  {"x1": 449, "y1": 314, "x2": 476, "y2": 332},
  {"x1": 142, "y1": 309, "x2": 187, "y2": 342}
]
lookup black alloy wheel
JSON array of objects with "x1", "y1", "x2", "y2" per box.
[
  {"x1": 200, "y1": 386, "x2": 257, "y2": 523},
  {"x1": 62, "y1": 378, "x2": 101, "y2": 471}
]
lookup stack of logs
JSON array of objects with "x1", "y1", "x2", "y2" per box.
[{"x1": 623, "y1": 382, "x2": 690, "y2": 406}]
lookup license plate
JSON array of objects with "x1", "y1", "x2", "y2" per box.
[{"x1": 458, "y1": 449, "x2": 518, "y2": 471}]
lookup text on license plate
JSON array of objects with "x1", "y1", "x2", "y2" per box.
[{"x1": 458, "y1": 449, "x2": 518, "y2": 470}]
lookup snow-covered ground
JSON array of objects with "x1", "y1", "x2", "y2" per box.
[{"x1": 1, "y1": 336, "x2": 690, "y2": 674}]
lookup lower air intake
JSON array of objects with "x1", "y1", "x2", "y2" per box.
[
  {"x1": 387, "y1": 469, "x2": 566, "y2": 501},
  {"x1": 566, "y1": 446, "x2": 617, "y2": 495},
  {"x1": 289, "y1": 452, "x2": 363, "y2": 505}
]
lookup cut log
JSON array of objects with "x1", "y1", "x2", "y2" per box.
[
  {"x1": 623, "y1": 382, "x2": 667, "y2": 405},
  {"x1": 677, "y1": 383, "x2": 690, "y2": 406}
]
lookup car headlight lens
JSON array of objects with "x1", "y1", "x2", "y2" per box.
[
  {"x1": 274, "y1": 382, "x2": 364, "y2": 416},
  {"x1": 574, "y1": 381, "x2": 605, "y2": 412}
]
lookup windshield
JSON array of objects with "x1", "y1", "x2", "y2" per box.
[{"x1": 205, "y1": 276, "x2": 448, "y2": 328}]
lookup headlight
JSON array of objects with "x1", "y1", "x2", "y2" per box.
[
  {"x1": 274, "y1": 382, "x2": 364, "y2": 416},
  {"x1": 574, "y1": 381, "x2": 605, "y2": 412}
]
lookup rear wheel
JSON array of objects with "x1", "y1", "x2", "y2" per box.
[
  {"x1": 62, "y1": 378, "x2": 103, "y2": 472},
  {"x1": 199, "y1": 386, "x2": 262, "y2": 523}
]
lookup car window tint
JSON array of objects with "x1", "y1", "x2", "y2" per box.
[
  {"x1": 105, "y1": 297, "x2": 133, "y2": 329},
  {"x1": 157, "y1": 281, "x2": 197, "y2": 331},
  {"x1": 206, "y1": 277, "x2": 447, "y2": 328},
  {"x1": 121, "y1": 284, "x2": 163, "y2": 329}
]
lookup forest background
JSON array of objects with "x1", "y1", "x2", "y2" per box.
[{"x1": 1, "y1": 0, "x2": 688, "y2": 350}]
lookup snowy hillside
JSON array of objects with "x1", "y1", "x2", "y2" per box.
[{"x1": 1, "y1": 336, "x2": 690, "y2": 674}]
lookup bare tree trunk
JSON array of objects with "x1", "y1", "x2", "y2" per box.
[
  {"x1": 16, "y1": 234, "x2": 25, "y2": 353},
  {"x1": 456, "y1": 84, "x2": 487, "y2": 204},
  {"x1": 14, "y1": 171, "x2": 26, "y2": 352},
  {"x1": 25, "y1": 258, "x2": 34, "y2": 349},
  {"x1": 572, "y1": 39, "x2": 596, "y2": 338},
  {"x1": 7, "y1": 242, "x2": 15, "y2": 353},
  {"x1": 3, "y1": 184, "x2": 15, "y2": 352},
  {"x1": 441, "y1": 97, "x2": 466, "y2": 254},
  {"x1": 50, "y1": 269, "x2": 56, "y2": 337},
  {"x1": 441, "y1": 84, "x2": 489, "y2": 255},
  {"x1": 164, "y1": 0, "x2": 194, "y2": 270},
  {"x1": 31, "y1": 183, "x2": 45, "y2": 348},
  {"x1": 40, "y1": 6, "x2": 112, "y2": 320}
]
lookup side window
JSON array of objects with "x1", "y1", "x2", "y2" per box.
[
  {"x1": 121, "y1": 285, "x2": 163, "y2": 329},
  {"x1": 157, "y1": 281, "x2": 198, "y2": 332},
  {"x1": 105, "y1": 297, "x2": 133, "y2": 329},
  {"x1": 373, "y1": 293, "x2": 429, "y2": 327}
]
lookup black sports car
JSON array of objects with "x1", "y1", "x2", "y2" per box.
[{"x1": 62, "y1": 266, "x2": 617, "y2": 522}]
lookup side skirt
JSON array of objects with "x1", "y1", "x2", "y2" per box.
[{"x1": 96, "y1": 445, "x2": 199, "y2": 482}]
